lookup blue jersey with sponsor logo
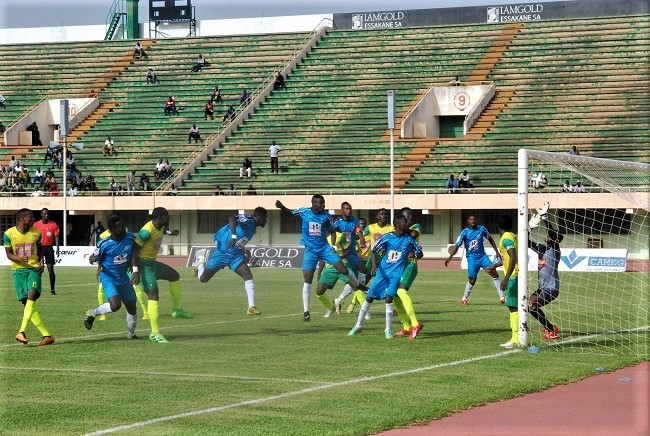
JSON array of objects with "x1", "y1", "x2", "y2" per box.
[
  {"x1": 333, "y1": 217, "x2": 361, "y2": 252},
  {"x1": 214, "y1": 214, "x2": 257, "y2": 254},
  {"x1": 454, "y1": 226, "x2": 493, "y2": 260},
  {"x1": 94, "y1": 232, "x2": 135, "y2": 285},
  {"x1": 291, "y1": 207, "x2": 333, "y2": 250},
  {"x1": 372, "y1": 232, "x2": 422, "y2": 276}
]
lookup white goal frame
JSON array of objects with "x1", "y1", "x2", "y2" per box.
[{"x1": 517, "y1": 149, "x2": 649, "y2": 347}]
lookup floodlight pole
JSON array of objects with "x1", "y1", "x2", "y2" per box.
[
  {"x1": 388, "y1": 90, "x2": 396, "y2": 223},
  {"x1": 63, "y1": 134, "x2": 68, "y2": 247}
]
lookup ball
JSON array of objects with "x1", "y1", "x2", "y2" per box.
[{"x1": 530, "y1": 172, "x2": 548, "y2": 189}]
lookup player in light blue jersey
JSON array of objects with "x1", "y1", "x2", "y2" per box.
[
  {"x1": 276, "y1": 195, "x2": 365, "y2": 322},
  {"x1": 196, "y1": 207, "x2": 268, "y2": 315},
  {"x1": 83, "y1": 214, "x2": 139, "y2": 340},
  {"x1": 349, "y1": 216, "x2": 423, "y2": 339},
  {"x1": 445, "y1": 214, "x2": 503, "y2": 305}
]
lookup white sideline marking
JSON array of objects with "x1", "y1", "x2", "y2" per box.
[
  {"x1": 0, "y1": 366, "x2": 322, "y2": 385},
  {"x1": 83, "y1": 349, "x2": 521, "y2": 436}
]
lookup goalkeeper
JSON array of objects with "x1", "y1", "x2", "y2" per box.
[{"x1": 528, "y1": 202, "x2": 562, "y2": 340}]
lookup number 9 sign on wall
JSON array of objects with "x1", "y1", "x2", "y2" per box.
[{"x1": 453, "y1": 92, "x2": 471, "y2": 111}]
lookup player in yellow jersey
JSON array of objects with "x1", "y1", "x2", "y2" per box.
[
  {"x1": 486, "y1": 214, "x2": 519, "y2": 349},
  {"x1": 95, "y1": 228, "x2": 149, "y2": 321},
  {"x1": 132, "y1": 207, "x2": 193, "y2": 344},
  {"x1": 393, "y1": 207, "x2": 424, "y2": 339},
  {"x1": 4, "y1": 208, "x2": 54, "y2": 346},
  {"x1": 333, "y1": 217, "x2": 370, "y2": 314}
]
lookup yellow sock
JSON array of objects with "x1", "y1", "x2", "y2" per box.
[
  {"x1": 97, "y1": 284, "x2": 105, "y2": 306},
  {"x1": 397, "y1": 289, "x2": 418, "y2": 327},
  {"x1": 169, "y1": 281, "x2": 182, "y2": 311},
  {"x1": 393, "y1": 295, "x2": 410, "y2": 330},
  {"x1": 317, "y1": 293, "x2": 334, "y2": 310},
  {"x1": 134, "y1": 283, "x2": 148, "y2": 316},
  {"x1": 30, "y1": 310, "x2": 50, "y2": 337},
  {"x1": 510, "y1": 311, "x2": 519, "y2": 344},
  {"x1": 20, "y1": 300, "x2": 36, "y2": 332},
  {"x1": 148, "y1": 300, "x2": 160, "y2": 334},
  {"x1": 353, "y1": 290, "x2": 366, "y2": 306}
]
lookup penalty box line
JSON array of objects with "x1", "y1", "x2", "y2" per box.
[{"x1": 83, "y1": 349, "x2": 521, "y2": 435}]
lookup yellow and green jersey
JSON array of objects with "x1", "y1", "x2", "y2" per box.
[
  {"x1": 408, "y1": 223, "x2": 423, "y2": 264},
  {"x1": 135, "y1": 221, "x2": 164, "y2": 261},
  {"x1": 363, "y1": 223, "x2": 394, "y2": 249},
  {"x1": 499, "y1": 231, "x2": 519, "y2": 278},
  {"x1": 3, "y1": 226, "x2": 41, "y2": 269}
]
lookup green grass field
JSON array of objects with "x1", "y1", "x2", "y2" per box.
[{"x1": 1, "y1": 267, "x2": 647, "y2": 435}]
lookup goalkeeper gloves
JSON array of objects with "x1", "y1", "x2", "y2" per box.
[
  {"x1": 528, "y1": 213, "x2": 542, "y2": 229},
  {"x1": 536, "y1": 201, "x2": 550, "y2": 221}
]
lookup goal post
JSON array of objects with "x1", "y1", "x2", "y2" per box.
[{"x1": 518, "y1": 149, "x2": 649, "y2": 355}]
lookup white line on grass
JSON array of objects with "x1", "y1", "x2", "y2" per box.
[
  {"x1": 83, "y1": 349, "x2": 522, "y2": 436},
  {"x1": 0, "y1": 366, "x2": 322, "y2": 385}
]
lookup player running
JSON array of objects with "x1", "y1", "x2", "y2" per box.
[
  {"x1": 445, "y1": 214, "x2": 504, "y2": 305},
  {"x1": 195, "y1": 207, "x2": 268, "y2": 315}
]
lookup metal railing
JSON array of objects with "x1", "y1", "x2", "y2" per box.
[{"x1": 154, "y1": 18, "x2": 334, "y2": 195}]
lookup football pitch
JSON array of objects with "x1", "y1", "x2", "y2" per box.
[{"x1": 1, "y1": 267, "x2": 646, "y2": 435}]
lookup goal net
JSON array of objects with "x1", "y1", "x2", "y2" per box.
[{"x1": 517, "y1": 149, "x2": 649, "y2": 356}]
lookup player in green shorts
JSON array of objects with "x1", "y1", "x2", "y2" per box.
[{"x1": 315, "y1": 231, "x2": 359, "y2": 317}]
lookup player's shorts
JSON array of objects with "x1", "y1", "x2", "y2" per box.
[
  {"x1": 13, "y1": 268, "x2": 42, "y2": 300},
  {"x1": 504, "y1": 276, "x2": 518, "y2": 308},
  {"x1": 100, "y1": 274, "x2": 136, "y2": 301},
  {"x1": 532, "y1": 288, "x2": 559, "y2": 306},
  {"x1": 399, "y1": 261, "x2": 418, "y2": 290},
  {"x1": 138, "y1": 259, "x2": 178, "y2": 293},
  {"x1": 43, "y1": 246, "x2": 56, "y2": 265},
  {"x1": 367, "y1": 270, "x2": 401, "y2": 300},
  {"x1": 318, "y1": 261, "x2": 358, "y2": 287},
  {"x1": 206, "y1": 249, "x2": 246, "y2": 273},
  {"x1": 302, "y1": 245, "x2": 341, "y2": 271},
  {"x1": 467, "y1": 254, "x2": 494, "y2": 279}
]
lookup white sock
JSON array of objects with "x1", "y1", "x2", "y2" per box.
[
  {"x1": 197, "y1": 263, "x2": 205, "y2": 279},
  {"x1": 494, "y1": 277, "x2": 504, "y2": 298},
  {"x1": 335, "y1": 285, "x2": 353, "y2": 306},
  {"x1": 385, "y1": 303, "x2": 394, "y2": 331},
  {"x1": 244, "y1": 280, "x2": 255, "y2": 307},
  {"x1": 126, "y1": 313, "x2": 137, "y2": 336},
  {"x1": 463, "y1": 282, "x2": 473, "y2": 300},
  {"x1": 92, "y1": 303, "x2": 113, "y2": 316},
  {"x1": 357, "y1": 301, "x2": 371, "y2": 328},
  {"x1": 302, "y1": 283, "x2": 311, "y2": 312},
  {"x1": 346, "y1": 271, "x2": 359, "y2": 288}
]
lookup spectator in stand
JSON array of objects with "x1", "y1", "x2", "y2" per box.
[
  {"x1": 154, "y1": 159, "x2": 165, "y2": 181},
  {"x1": 164, "y1": 159, "x2": 173, "y2": 178},
  {"x1": 191, "y1": 54, "x2": 207, "y2": 72},
  {"x1": 166, "y1": 184, "x2": 178, "y2": 196},
  {"x1": 0, "y1": 94, "x2": 6, "y2": 108},
  {"x1": 18, "y1": 167, "x2": 31, "y2": 187},
  {"x1": 139, "y1": 173, "x2": 150, "y2": 191},
  {"x1": 44, "y1": 144, "x2": 62, "y2": 166},
  {"x1": 33, "y1": 167, "x2": 44, "y2": 187},
  {"x1": 8, "y1": 156, "x2": 17, "y2": 172},
  {"x1": 43, "y1": 173, "x2": 54, "y2": 191},
  {"x1": 269, "y1": 140, "x2": 281, "y2": 174},
  {"x1": 146, "y1": 67, "x2": 158, "y2": 84},
  {"x1": 211, "y1": 86, "x2": 223, "y2": 104},
  {"x1": 49, "y1": 181, "x2": 59, "y2": 196},
  {"x1": 31, "y1": 187, "x2": 44, "y2": 197},
  {"x1": 562, "y1": 180, "x2": 572, "y2": 193},
  {"x1": 458, "y1": 170, "x2": 471, "y2": 189},
  {"x1": 117, "y1": 185, "x2": 125, "y2": 196},
  {"x1": 246, "y1": 184, "x2": 257, "y2": 195},
  {"x1": 240, "y1": 90, "x2": 251, "y2": 107},
  {"x1": 213, "y1": 184, "x2": 223, "y2": 196},
  {"x1": 85, "y1": 174, "x2": 97, "y2": 191},
  {"x1": 66, "y1": 152, "x2": 76, "y2": 172},
  {"x1": 13, "y1": 161, "x2": 23, "y2": 176},
  {"x1": 103, "y1": 136, "x2": 116, "y2": 156},
  {"x1": 240, "y1": 157, "x2": 253, "y2": 179},
  {"x1": 188, "y1": 124, "x2": 200, "y2": 143},
  {"x1": 569, "y1": 145, "x2": 580, "y2": 156},
  {"x1": 87, "y1": 89, "x2": 98, "y2": 98},
  {"x1": 222, "y1": 105, "x2": 236, "y2": 123},
  {"x1": 26, "y1": 122, "x2": 43, "y2": 146},
  {"x1": 227, "y1": 184, "x2": 237, "y2": 196},
  {"x1": 68, "y1": 184, "x2": 78, "y2": 196},
  {"x1": 133, "y1": 42, "x2": 147, "y2": 59},
  {"x1": 450, "y1": 76, "x2": 461, "y2": 86},
  {"x1": 0, "y1": 121, "x2": 5, "y2": 133},
  {"x1": 164, "y1": 96, "x2": 178, "y2": 116},
  {"x1": 273, "y1": 71, "x2": 286, "y2": 90},
  {"x1": 446, "y1": 174, "x2": 459, "y2": 194},
  {"x1": 75, "y1": 171, "x2": 85, "y2": 190},
  {"x1": 126, "y1": 170, "x2": 136, "y2": 194},
  {"x1": 573, "y1": 181, "x2": 586, "y2": 193},
  {"x1": 204, "y1": 100, "x2": 215, "y2": 120},
  {"x1": 108, "y1": 178, "x2": 118, "y2": 196}
]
